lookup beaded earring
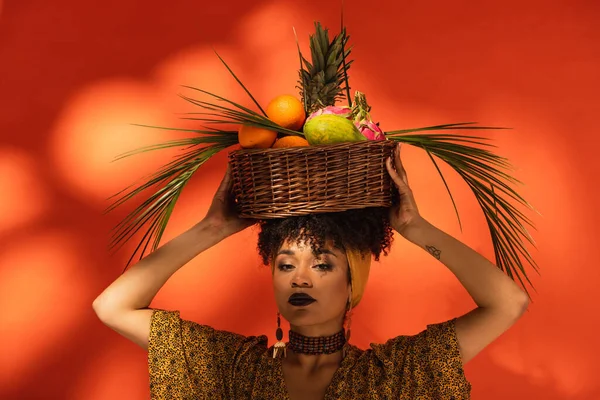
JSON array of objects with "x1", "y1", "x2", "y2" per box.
[
  {"x1": 343, "y1": 289, "x2": 353, "y2": 358},
  {"x1": 273, "y1": 312, "x2": 287, "y2": 359}
]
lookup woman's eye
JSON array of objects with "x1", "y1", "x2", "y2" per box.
[
  {"x1": 314, "y1": 263, "x2": 332, "y2": 271},
  {"x1": 278, "y1": 264, "x2": 294, "y2": 271}
]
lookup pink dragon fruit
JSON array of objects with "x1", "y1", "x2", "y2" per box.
[
  {"x1": 351, "y1": 91, "x2": 386, "y2": 141},
  {"x1": 305, "y1": 92, "x2": 386, "y2": 140},
  {"x1": 305, "y1": 105, "x2": 352, "y2": 123},
  {"x1": 355, "y1": 119, "x2": 385, "y2": 140}
]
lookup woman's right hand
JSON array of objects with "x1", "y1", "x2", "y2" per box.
[{"x1": 203, "y1": 164, "x2": 256, "y2": 236}]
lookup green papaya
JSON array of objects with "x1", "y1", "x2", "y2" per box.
[{"x1": 303, "y1": 114, "x2": 367, "y2": 145}]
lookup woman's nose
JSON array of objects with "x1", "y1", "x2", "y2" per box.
[{"x1": 291, "y1": 272, "x2": 312, "y2": 288}]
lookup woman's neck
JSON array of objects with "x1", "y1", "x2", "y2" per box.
[
  {"x1": 284, "y1": 322, "x2": 346, "y2": 371},
  {"x1": 288, "y1": 320, "x2": 343, "y2": 337}
]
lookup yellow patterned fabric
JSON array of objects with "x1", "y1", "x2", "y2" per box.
[{"x1": 148, "y1": 309, "x2": 471, "y2": 399}]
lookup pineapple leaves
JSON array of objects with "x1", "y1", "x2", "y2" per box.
[
  {"x1": 385, "y1": 125, "x2": 539, "y2": 295},
  {"x1": 297, "y1": 21, "x2": 354, "y2": 114}
]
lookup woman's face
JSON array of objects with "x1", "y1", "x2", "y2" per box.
[{"x1": 272, "y1": 237, "x2": 351, "y2": 335}]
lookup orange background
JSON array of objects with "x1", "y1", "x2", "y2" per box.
[{"x1": 1, "y1": 0, "x2": 599, "y2": 399}]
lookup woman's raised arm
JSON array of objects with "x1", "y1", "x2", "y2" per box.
[
  {"x1": 93, "y1": 165, "x2": 255, "y2": 350},
  {"x1": 385, "y1": 144, "x2": 529, "y2": 365},
  {"x1": 401, "y1": 218, "x2": 529, "y2": 364}
]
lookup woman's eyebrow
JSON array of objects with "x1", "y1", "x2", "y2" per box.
[
  {"x1": 315, "y1": 249, "x2": 338, "y2": 258},
  {"x1": 277, "y1": 249, "x2": 295, "y2": 256},
  {"x1": 276, "y1": 249, "x2": 338, "y2": 258}
]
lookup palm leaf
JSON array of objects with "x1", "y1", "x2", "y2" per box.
[
  {"x1": 340, "y1": 4, "x2": 352, "y2": 107},
  {"x1": 385, "y1": 122, "x2": 509, "y2": 134},
  {"x1": 105, "y1": 52, "x2": 295, "y2": 269},
  {"x1": 385, "y1": 128, "x2": 539, "y2": 295},
  {"x1": 424, "y1": 149, "x2": 463, "y2": 232},
  {"x1": 212, "y1": 50, "x2": 267, "y2": 117},
  {"x1": 105, "y1": 137, "x2": 236, "y2": 271},
  {"x1": 175, "y1": 88, "x2": 305, "y2": 137}
]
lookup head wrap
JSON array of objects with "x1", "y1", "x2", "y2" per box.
[
  {"x1": 271, "y1": 247, "x2": 372, "y2": 309},
  {"x1": 345, "y1": 248, "x2": 372, "y2": 308}
]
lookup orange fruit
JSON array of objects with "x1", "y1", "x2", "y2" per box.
[
  {"x1": 266, "y1": 94, "x2": 306, "y2": 131},
  {"x1": 238, "y1": 125, "x2": 277, "y2": 149},
  {"x1": 272, "y1": 135, "x2": 310, "y2": 148}
]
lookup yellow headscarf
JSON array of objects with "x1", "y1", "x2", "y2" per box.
[
  {"x1": 345, "y1": 248, "x2": 372, "y2": 308},
  {"x1": 271, "y1": 247, "x2": 372, "y2": 309}
]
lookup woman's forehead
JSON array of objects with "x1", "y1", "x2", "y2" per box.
[{"x1": 278, "y1": 237, "x2": 344, "y2": 257}]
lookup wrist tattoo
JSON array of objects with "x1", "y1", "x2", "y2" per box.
[{"x1": 426, "y1": 245, "x2": 441, "y2": 260}]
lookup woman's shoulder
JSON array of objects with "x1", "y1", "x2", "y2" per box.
[
  {"x1": 368, "y1": 318, "x2": 459, "y2": 352},
  {"x1": 341, "y1": 319, "x2": 465, "y2": 378},
  {"x1": 148, "y1": 309, "x2": 277, "y2": 399},
  {"x1": 149, "y1": 309, "x2": 270, "y2": 355},
  {"x1": 337, "y1": 319, "x2": 470, "y2": 398}
]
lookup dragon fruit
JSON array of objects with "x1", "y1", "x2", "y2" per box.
[
  {"x1": 305, "y1": 105, "x2": 352, "y2": 122},
  {"x1": 355, "y1": 119, "x2": 385, "y2": 140},
  {"x1": 305, "y1": 92, "x2": 386, "y2": 141},
  {"x1": 351, "y1": 91, "x2": 386, "y2": 141}
]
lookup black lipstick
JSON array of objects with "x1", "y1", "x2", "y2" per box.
[{"x1": 288, "y1": 293, "x2": 316, "y2": 307}]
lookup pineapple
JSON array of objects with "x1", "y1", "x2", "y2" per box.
[{"x1": 297, "y1": 22, "x2": 353, "y2": 114}]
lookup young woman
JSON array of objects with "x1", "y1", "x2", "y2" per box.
[{"x1": 93, "y1": 145, "x2": 529, "y2": 399}]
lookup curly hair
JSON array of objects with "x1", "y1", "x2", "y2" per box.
[{"x1": 256, "y1": 207, "x2": 395, "y2": 267}]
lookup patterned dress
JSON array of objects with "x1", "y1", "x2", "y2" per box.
[{"x1": 148, "y1": 309, "x2": 471, "y2": 399}]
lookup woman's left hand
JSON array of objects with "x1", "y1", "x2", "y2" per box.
[{"x1": 385, "y1": 143, "x2": 423, "y2": 236}]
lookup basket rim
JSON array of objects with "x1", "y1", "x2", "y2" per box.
[{"x1": 228, "y1": 139, "x2": 394, "y2": 156}]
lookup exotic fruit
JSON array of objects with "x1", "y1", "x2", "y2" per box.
[
  {"x1": 303, "y1": 114, "x2": 366, "y2": 145},
  {"x1": 306, "y1": 105, "x2": 352, "y2": 123},
  {"x1": 355, "y1": 119, "x2": 385, "y2": 141},
  {"x1": 352, "y1": 91, "x2": 386, "y2": 141},
  {"x1": 304, "y1": 93, "x2": 386, "y2": 141}
]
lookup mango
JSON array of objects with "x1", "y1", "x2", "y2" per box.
[{"x1": 302, "y1": 114, "x2": 367, "y2": 145}]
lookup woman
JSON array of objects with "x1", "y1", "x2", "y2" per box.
[{"x1": 93, "y1": 145, "x2": 530, "y2": 399}]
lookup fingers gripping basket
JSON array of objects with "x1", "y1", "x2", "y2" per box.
[{"x1": 228, "y1": 140, "x2": 399, "y2": 218}]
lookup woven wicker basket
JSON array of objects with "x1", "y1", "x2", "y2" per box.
[{"x1": 228, "y1": 140, "x2": 399, "y2": 218}]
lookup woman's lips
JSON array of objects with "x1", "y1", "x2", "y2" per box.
[{"x1": 288, "y1": 293, "x2": 316, "y2": 306}]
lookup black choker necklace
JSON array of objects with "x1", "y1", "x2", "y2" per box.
[{"x1": 287, "y1": 330, "x2": 346, "y2": 355}]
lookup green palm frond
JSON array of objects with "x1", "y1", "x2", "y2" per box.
[
  {"x1": 175, "y1": 86, "x2": 304, "y2": 137},
  {"x1": 385, "y1": 126, "x2": 539, "y2": 295},
  {"x1": 213, "y1": 50, "x2": 267, "y2": 117},
  {"x1": 105, "y1": 53, "x2": 297, "y2": 270},
  {"x1": 340, "y1": 4, "x2": 352, "y2": 107},
  {"x1": 105, "y1": 135, "x2": 238, "y2": 270}
]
